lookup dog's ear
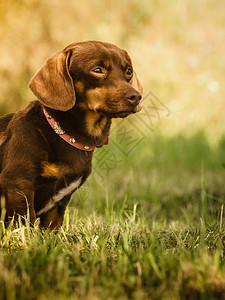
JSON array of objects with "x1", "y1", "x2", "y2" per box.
[
  {"x1": 29, "y1": 50, "x2": 75, "y2": 111},
  {"x1": 130, "y1": 72, "x2": 143, "y2": 96}
]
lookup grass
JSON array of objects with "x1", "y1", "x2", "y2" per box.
[{"x1": 1, "y1": 132, "x2": 225, "y2": 300}]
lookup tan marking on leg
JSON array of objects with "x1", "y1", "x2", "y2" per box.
[
  {"x1": 41, "y1": 162, "x2": 60, "y2": 178},
  {"x1": 41, "y1": 162, "x2": 72, "y2": 178}
]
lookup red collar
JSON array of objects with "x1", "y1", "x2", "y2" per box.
[{"x1": 43, "y1": 108, "x2": 109, "y2": 151}]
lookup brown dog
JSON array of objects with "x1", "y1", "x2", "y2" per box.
[{"x1": 0, "y1": 41, "x2": 142, "y2": 230}]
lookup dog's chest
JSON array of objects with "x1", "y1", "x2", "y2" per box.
[
  {"x1": 36, "y1": 176, "x2": 83, "y2": 217},
  {"x1": 34, "y1": 145, "x2": 93, "y2": 217}
]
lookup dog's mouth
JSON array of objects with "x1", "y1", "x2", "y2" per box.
[
  {"x1": 111, "y1": 101, "x2": 143, "y2": 118},
  {"x1": 89, "y1": 94, "x2": 143, "y2": 119},
  {"x1": 85, "y1": 87, "x2": 143, "y2": 119},
  {"x1": 132, "y1": 101, "x2": 143, "y2": 113},
  {"x1": 111, "y1": 111, "x2": 133, "y2": 118},
  {"x1": 97, "y1": 104, "x2": 142, "y2": 118}
]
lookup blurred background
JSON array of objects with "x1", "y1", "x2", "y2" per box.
[
  {"x1": 0, "y1": 0, "x2": 224, "y2": 137},
  {"x1": 0, "y1": 0, "x2": 224, "y2": 216}
]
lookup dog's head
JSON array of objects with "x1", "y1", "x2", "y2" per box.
[{"x1": 29, "y1": 41, "x2": 143, "y2": 118}]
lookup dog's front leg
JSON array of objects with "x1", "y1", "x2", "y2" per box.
[
  {"x1": 2, "y1": 183, "x2": 36, "y2": 226},
  {"x1": 39, "y1": 206, "x2": 66, "y2": 230},
  {"x1": 39, "y1": 195, "x2": 70, "y2": 230}
]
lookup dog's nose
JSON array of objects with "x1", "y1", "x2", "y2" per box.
[{"x1": 126, "y1": 90, "x2": 142, "y2": 104}]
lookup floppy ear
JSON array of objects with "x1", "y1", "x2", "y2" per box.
[
  {"x1": 130, "y1": 72, "x2": 143, "y2": 96},
  {"x1": 29, "y1": 50, "x2": 75, "y2": 111}
]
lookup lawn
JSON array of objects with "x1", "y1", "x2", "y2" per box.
[{"x1": 1, "y1": 131, "x2": 225, "y2": 300}]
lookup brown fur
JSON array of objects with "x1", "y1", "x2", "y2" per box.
[{"x1": 0, "y1": 41, "x2": 143, "y2": 230}]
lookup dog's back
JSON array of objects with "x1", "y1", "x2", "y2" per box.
[
  {"x1": 0, "y1": 113, "x2": 14, "y2": 221},
  {"x1": 0, "y1": 113, "x2": 14, "y2": 162},
  {"x1": 0, "y1": 113, "x2": 14, "y2": 132}
]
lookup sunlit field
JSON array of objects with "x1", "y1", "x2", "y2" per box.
[{"x1": 0, "y1": 1, "x2": 225, "y2": 299}]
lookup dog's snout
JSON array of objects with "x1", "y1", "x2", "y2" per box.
[{"x1": 126, "y1": 90, "x2": 142, "y2": 104}]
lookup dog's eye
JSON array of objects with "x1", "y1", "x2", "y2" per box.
[
  {"x1": 126, "y1": 68, "x2": 133, "y2": 76},
  {"x1": 92, "y1": 67, "x2": 103, "y2": 74}
]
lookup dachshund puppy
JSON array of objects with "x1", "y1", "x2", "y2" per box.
[{"x1": 0, "y1": 41, "x2": 143, "y2": 229}]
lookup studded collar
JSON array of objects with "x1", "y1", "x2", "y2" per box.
[{"x1": 43, "y1": 108, "x2": 109, "y2": 151}]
